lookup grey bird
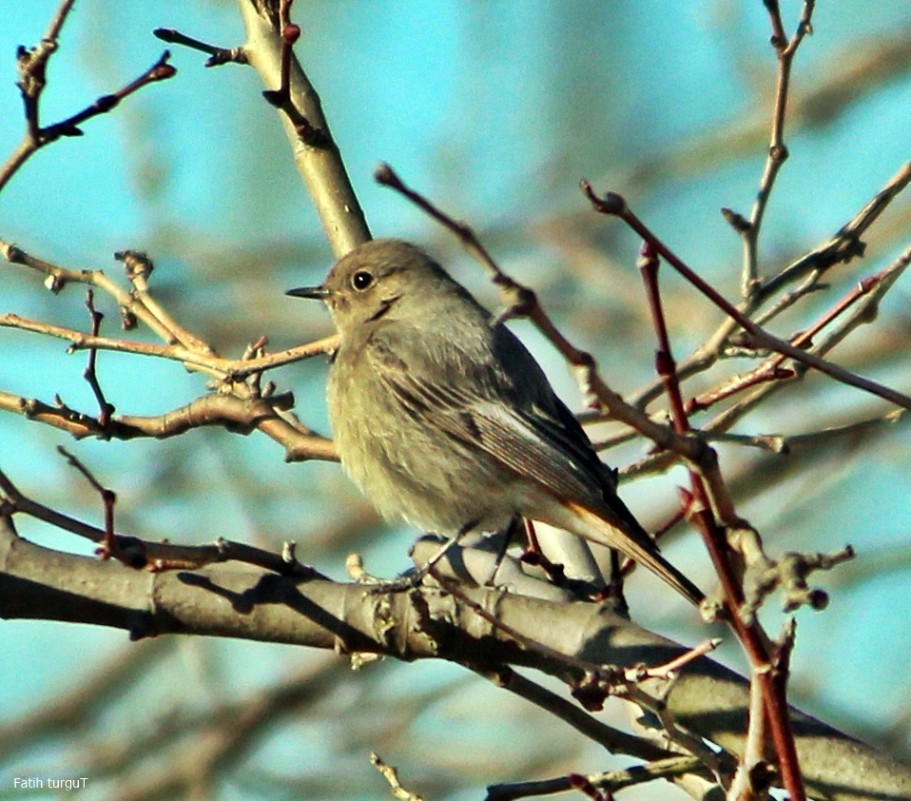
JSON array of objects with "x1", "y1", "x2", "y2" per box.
[{"x1": 288, "y1": 238, "x2": 703, "y2": 606}]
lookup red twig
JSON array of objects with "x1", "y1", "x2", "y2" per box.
[
  {"x1": 375, "y1": 163, "x2": 521, "y2": 299},
  {"x1": 259, "y1": 0, "x2": 323, "y2": 143},
  {"x1": 581, "y1": 182, "x2": 911, "y2": 415},
  {"x1": 57, "y1": 447, "x2": 117, "y2": 560},
  {"x1": 625, "y1": 637, "x2": 722, "y2": 683},
  {"x1": 637, "y1": 243, "x2": 689, "y2": 434},
  {"x1": 687, "y1": 268, "x2": 890, "y2": 413},
  {"x1": 612, "y1": 209, "x2": 808, "y2": 797},
  {"x1": 0, "y1": 464, "x2": 326, "y2": 578},
  {"x1": 582, "y1": 11, "x2": 824, "y2": 795}
]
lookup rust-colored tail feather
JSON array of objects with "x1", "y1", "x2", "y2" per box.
[{"x1": 566, "y1": 502, "x2": 704, "y2": 607}]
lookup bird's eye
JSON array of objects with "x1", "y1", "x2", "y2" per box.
[{"x1": 351, "y1": 270, "x2": 374, "y2": 291}]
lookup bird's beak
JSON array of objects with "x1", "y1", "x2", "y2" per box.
[{"x1": 286, "y1": 285, "x2": 331, "y2": 300}]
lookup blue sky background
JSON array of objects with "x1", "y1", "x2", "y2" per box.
[{"x1": 1, "y1": 3, "x2": 910, "y2": 799}]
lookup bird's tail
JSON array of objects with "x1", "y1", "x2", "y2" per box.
[{"x1": 565, "y1": 501, "x2": 705, "y2": 607}]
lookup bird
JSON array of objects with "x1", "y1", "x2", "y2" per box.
[{"x1": 287, "y1": 238, "x2": 703, "y2": 606}]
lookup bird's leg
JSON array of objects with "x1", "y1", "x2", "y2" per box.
[
  {"x1": 604, "y1": 549, "x2": 629, "y2": 617},
  {"x1": 517, "y1": 519, "x2": 567, "y2": 586},
  {"x1": 483, "y1": 516, "x2": 522, "y2": 586},
  {"x1": 369, "y1": 519, "x2": 480, "y2": 593},
  {"x1": 419, "y1": 518, "x2": 479, "y2": 576}
]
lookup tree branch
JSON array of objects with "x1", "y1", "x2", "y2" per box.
[
  {"x1": 1, "y1": 516, "x2": 908, "y2": 801},
  {"x1": 234, "y1": 0, "x2": 370, "y2": 256}
]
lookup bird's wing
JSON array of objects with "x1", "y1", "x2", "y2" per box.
[{"x1": 366, "y1": 322, "x2": 657, "y2": 550}]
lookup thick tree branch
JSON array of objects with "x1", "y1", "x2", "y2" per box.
[
  {"x1": 1, "y1": 517, "x2": 908, "y2": 801},
  {"x1": 234, "y1": 0, "x2": 370, "y2": 256}
]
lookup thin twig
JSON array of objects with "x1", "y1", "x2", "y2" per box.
[
  {"x1": 687, "y1": 264, "x2": 899, "y2": 414},
  {"x1": 631, "y1": 161, "x2": 911, "y2": 412},
  {"x1": 1, "y1": 46, "x2": 175, "y2": 192},
  {"x1": 13, "y1": 0, "x2": 77, "y2": 143},
  {"x1": 259, "y1": 0, "x2": 323, "y2": 143},
  {"x1": 82, "y1": 291, "x2": 114, "y2": 427},
  {"x1": 729, "y1": 666, "x2": 774, "y2": 800},
  {"x1": 0, "y1": 311, "x2": 337, "y2": 379},
  {"x1": 486, "y1": 755, "x2": 707, "y2": 801},
  {"x1": 627, "y1": 638, "x2": 722, "y2": 682},
  {"x1": 758, "y1": 162, "x2": 911, "y2": 304},
  {"x1": 115, "y1": 250, "x2": 213, "y2": 354},
  {"x1": 2, "y1": 240, "x2": 184, "y2": 343},
  {"x1": 0, "y1": 388, "x2": 336, "y2": 461},
  {"x1": 57, "y1": 446, "x2": 117, "y2": 559},
  {"x1": 698, "y1": 244, "x2": 911, "y2": 438},
  {"x1": 153, "y1": 27, "x2": 247, "y2": 67},
  {"x1": 737, "y1": 1, "x2": 817, "y2": 299},
  {"x1": 370, "y1": 753, "x2": 425, "y2": 801},
  {"x1": 582, "y1": 183, "x2": 911, "y2": 414},
  {"x1": 0, "y1": 466, "x2": 326, "y2": 578},
  {"x1": 476, "y1": 665, "x2": 676, "y2": 764},
  {"x1": 699, "y1": 408, "x2": 905, "y2": 454},
  {"x1": 620, "y1": 204, "x2": 812, "y2": 798}
]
